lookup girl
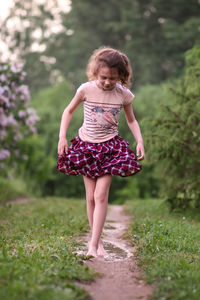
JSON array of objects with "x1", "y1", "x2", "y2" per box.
[{"x1": 57, "y1": 47, "x2": 145, "y2": 258}]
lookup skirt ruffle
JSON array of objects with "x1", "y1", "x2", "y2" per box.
[{"x1": 57, "y1": 135, "x2": 142, "y2": 178}]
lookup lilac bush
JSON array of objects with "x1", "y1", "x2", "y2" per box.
[{"x1": 0, "y1": 63, "x2": 39, "y2": 169}]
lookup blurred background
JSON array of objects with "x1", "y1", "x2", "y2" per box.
[{"x1": 0, "y1": 0, "x2": 200, "y2": 209}]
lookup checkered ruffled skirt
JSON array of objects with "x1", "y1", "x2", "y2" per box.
[{"x1": 57, "y1": 135, "x2": 142, "y2": 178}]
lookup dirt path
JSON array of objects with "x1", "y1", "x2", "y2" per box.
[
  {"x1": 6, "y1": 197, "x2": 33, "y2": 205},
  {"x1": 76, "y1": 205, "x2": 152, "y2": 300}
]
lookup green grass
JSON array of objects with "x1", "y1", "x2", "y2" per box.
[
  {"x1": 0, "y1": 197, "x2": 95, "y2": 300},
  {"x1": 0, "y1": 177, "x2": 30, "y2": 205},
  {"x1": 126, "y1": 199, "x2": 200, "y2": 300}
]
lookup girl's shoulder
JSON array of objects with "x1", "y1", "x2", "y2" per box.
[
  {"x1": 78, "y1": 81, "x2": 96, "y2": 89},
  {"x1": 115, "y1": 83, "x2": 132, "y2": 94},
  {"x1": 115, "y1": 83, "x2": 135, "y2": 105},
  {"x1": 77, "y1": 81, "x2": 96, "y2": 93}
]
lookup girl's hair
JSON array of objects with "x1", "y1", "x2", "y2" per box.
[{"x1": 87, "y1": 47, "x2": 133, "y2": 88}]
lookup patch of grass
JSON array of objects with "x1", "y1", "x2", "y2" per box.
[
  {"x1": 0, "y1": 197, "x2": 95, "y2": 299},
  {"x1": 104, "y1": 225, "x2": 116, "y2": 230},
  {"x1": 0, "y1": 177, "x2": 30, "y2": 205},
  {"x1": 126, "y1": 199, "x2": 200, "y2": 300}
]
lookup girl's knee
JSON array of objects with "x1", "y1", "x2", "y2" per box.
[
  {"x1": 94, "y1": 191, "x2": 107, "y2": 204},
  {"x1": 87, "y1": 195, "x2": 95, "y2": 204}
]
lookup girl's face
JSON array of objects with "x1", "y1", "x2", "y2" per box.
[{"x1": 96, "y1": 66, "x2": 119, "y2": 91}]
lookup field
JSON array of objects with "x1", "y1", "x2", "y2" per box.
[
  {"x1": 127, "y1": 199, "x2": 200, "y2": 300},
  {"x1": 0, "y1": 197, "x2": 95, "y2": 300}
]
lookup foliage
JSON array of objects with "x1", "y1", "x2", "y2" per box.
[
  {"x1": 1, "y1": 0, "x2": 200, "y2": 91},
  {"x1": 29, "y1": 81, "x2": 85, "y2": 197},
  {"x1": 132, "y1": 83, "x2": 172, "y2": 119},
  {"x1": 145, "y1": 46, "x2": 200, "y2": 209},
  {"x1": 2, "y1": 0, "x2": 200, "y2": 202},
  {"x1": 126, "y1": 199, "x2": 200, "y2": 300},
  {"x1": 0, "y1": 0, "x2": 70, "y2": 91},
  {"x1": 16, "y1": 134, "x2": 56, "y2": 196},
  {"x1": 0, "y1": 63, "x2": 39, "y2": 172},
  {"x1": 0, "y1": 197, "x2": 95, "y2": 299}
]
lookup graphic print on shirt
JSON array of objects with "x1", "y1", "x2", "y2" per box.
[
  {"x1": 84, "y1": 100, "x2": 122, "y2": 138},
  {"x1": 91, "y1": 106, "x2": 120, "y2": 129}
]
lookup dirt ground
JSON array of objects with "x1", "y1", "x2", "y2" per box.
[{"x1": 76, "y1": 205, "x2": 153, "y2": 300}]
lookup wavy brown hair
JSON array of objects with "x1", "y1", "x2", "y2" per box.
[{"x1": 87, "y1": 47, "x2": 133, "y2": 88}]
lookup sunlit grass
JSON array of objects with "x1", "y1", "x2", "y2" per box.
[
  {"x1": 126, "y1": 199, "x2": 200, "y2": 300},
  {"x1": 0, "y1": 197, "x2": 95, "y2": 299}
]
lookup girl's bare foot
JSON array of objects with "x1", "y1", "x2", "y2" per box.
[
  {"x1": 86, "y1": 245, "x2": 98, "y2": 258},
  {"x1": 97, "y1": 239, "x2": 108, "y2": 256}
]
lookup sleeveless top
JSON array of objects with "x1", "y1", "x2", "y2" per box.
[{"x1": 77, "y1": 81, "x2": 134, "y2": 143}]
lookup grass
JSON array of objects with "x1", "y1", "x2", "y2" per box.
[
  {"x1": 126, "y1": 199, "x2": 200, "y2": 300},
  {"x1": 0, "y1": 197, "x2": 96, "y2": 300},
  {"x1": 0, "y1": 177, "x2": 30, "y2": 205}
]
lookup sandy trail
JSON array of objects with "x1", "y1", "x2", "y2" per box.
[{"x1": 76, "y1": 205, "x2": 152, "y2": 300}]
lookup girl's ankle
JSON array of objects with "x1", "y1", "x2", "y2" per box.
[{"x1": 89, "y1": 244, "x2": 98, "y2": 250}]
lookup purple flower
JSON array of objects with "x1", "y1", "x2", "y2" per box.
[
  {"x1": 0, "y1": 94, "x2": 10, "y2": 107},
  {"x1": 0, "y1": 113, "x2": 18, "y2": 127},
  {"x1": 20, "y1": 71, "x2": 27, "y2": 81},
  {"x1": 0, "y1": 86, "x2": 9, "y2": 95},
  {"x1": 11, "y1": 82, "x2": 18, "y2": 91},
  {"x1": 0, "y1": 129, "x2": 6, "y2": 138},
  {"x1": 18, "y1": 110, "x2": 26, "y2": 118},
  {"x1": 11, "y1": 94, "x2": 16, "y2": 100},
  {"x1": 0, "y1": 62, "x2": 39, "y2": 165},
  {"x1": 0, "y1": 74, "x2": 7, "y2": 82},
  {"x1": 27, "y1": 108, "x2": 35, "y2": 115},
  {"x1": 10, "y1": 63, "x2": 24, "y2": 73},
  {"x1": 14, "y1": 133, "x2": 23, "y2": 141},
  {"x1": 25, "y1": 113, "x2": 40, "y2": 128},
  {"x1": 0, "y1": 149, "x2": 10, "y2": 160},
  {"x1": 26, "y1": 108, "x2": 40, "y2": 124}
]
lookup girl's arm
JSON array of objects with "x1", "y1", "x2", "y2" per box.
[
  {"x1": 58, "y1": 91, "x2": 83, "y2": 155},
  {"x1": 123, "y1": 103, "x2": 145, "y2": 160}
]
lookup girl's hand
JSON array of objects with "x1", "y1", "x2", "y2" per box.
[
  {"x1": 58, "y1": 137, "x2": 68, "y2": 155},
  {"x1": 136, "y1": 142, "x2": 145, "y2": 161}
]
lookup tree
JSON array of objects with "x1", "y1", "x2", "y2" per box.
[
  {"x1": 1, "y1": 0, "x2": 200, "y2": 91},
  {"x1": 0, "y1": 0, "x2": 71, "y2": 91},
  {"x1": 146, "y1": 46, "x2": 200, "y2": 209},
  {"x1": 62, "y1": 0, "x2": 200, "y2": 87}
]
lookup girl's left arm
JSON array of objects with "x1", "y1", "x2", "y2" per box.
[{"x1": 124, "y1": 103, "x2": 145, "y2": 160}]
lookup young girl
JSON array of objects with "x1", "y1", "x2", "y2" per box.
[{"x1": 57, "y1": 47, "x2": 145, "y2": 258}]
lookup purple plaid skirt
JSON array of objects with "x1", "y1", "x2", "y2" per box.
[{"x1": 57, "y1": 135, "x2": 142, "y2": 178}]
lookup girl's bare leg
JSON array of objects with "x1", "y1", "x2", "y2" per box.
[
  {"x1": 83, "y1": 176, "x2": 96, "y2": 230},
  {"x1": 83, "y1": 175, "x2": 99, "y2": 256},
  {"x1": 87, "y1": 174, "x2": 112, "y2": 257}
]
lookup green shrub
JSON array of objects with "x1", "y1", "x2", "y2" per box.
[{"x1": 145, "y1": 46, "x2": 200, "y2": 209}]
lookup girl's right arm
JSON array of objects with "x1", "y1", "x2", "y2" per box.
[{"x1": 57, "y1": 90, "x2": 83, "y2": 155}]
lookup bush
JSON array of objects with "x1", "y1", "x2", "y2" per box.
[
  {"x1": 0, "y1": 62, "x2": 39, "y2": 171},
  {"x1": 146, "y1": 46, "x2": 200, "y2": 209}
]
